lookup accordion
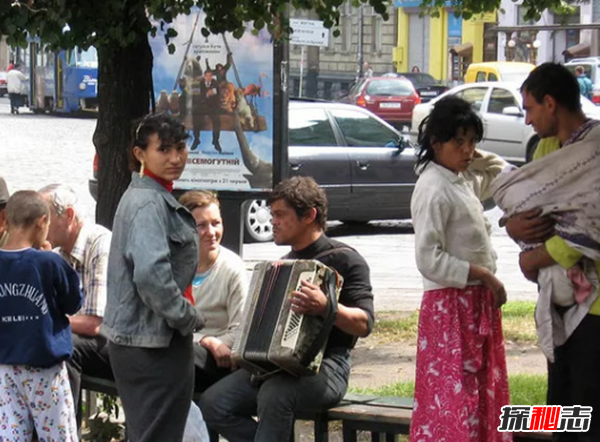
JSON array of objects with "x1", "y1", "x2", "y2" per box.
[{"x1": 232, "y1": 260, "x2": 343, "y2": 377}]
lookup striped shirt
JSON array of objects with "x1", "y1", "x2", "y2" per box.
[{"x1": 59, "y1": 223, "x2": 111, "y2": 318}]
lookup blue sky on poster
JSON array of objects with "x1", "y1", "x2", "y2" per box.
[{"x1": 150, "y1": 10, "x2": 274, "y2": 164}]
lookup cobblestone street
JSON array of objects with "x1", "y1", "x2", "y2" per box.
[{"x1": 0, "y1": 98, "x2": 538, "y2": 311}]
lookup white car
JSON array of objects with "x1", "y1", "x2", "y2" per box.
[{"x1": 411, "y1": 82, "x2": 600, "y2": 164}]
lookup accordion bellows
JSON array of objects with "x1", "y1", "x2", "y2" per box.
[{"x1": 232, "y1": 260, "x2": 343, "y2": 377}]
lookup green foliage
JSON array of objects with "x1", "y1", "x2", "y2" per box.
[
  {"x1": 374, "y1": 311, "x2": 420, "y2": 342},
  {"x1": 350, "y1": 374, "x2": 548, "y2": 405},
  {"x1": 374, "y1": 302, "x2": 538, "y2": 344},
  {"x1": 509, "y1": 374, "x2": 548, "y2": 406},
  {"x1": 419, "y1": 0, "x2": 566, "y2": 22},
  {"x1": 0, "y1": 0, "x2": 567, "y2": 52},
  {"x1": 501, "y1": 301, "x2": 537, "y2": 343},
  {"x1": 82, "y1": 394, "x2": 125, "y2": 442},
  {"x1": 501, "y1": 301, "x2": 536, "y2": 319}
]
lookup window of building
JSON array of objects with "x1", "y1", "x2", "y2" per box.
[
  {"x1": 342, "y1": 2, "x2": 353, "y2": 52},
  {"x1": 561, "y1": 7, "x2": 581, "y2": 49},
  {"x1": 372, "y1": 15, "x2": 383, "y2": 53}
]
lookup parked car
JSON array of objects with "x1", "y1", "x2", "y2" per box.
[
  {"x1": 340, "y1": 77, "x2": 421, "y2": 129},
  {"x1": 564, "y1": 57, "x2": 600, "y2": 105},
  {"x1": 464, "y1": 62, "x2": 535, "y2": 85},
  {"x1": 0, "y1": 71, "x2": 7, "y2": 97},
  {"x1": 89, "y1": 101, "x2": 419, "y2": 242},
  {"x1": 411, "y1": 82, "x2": 600, "y2": 164},
  {"x1": 383, "y1": 72, "x2": 448, "y2": 103}
]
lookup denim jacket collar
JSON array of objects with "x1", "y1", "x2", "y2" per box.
[{"x1": 130, "y1": 173, "x2": 181, "y2": 210}]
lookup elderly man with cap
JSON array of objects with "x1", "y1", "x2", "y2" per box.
[
  {"x1": 38, "y1": 183, "x2": 113, "y2": 416},
  {"x1": 0, "y1": 177, "x2": 9, "y2": 248}
]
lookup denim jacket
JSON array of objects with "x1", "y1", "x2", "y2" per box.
[{"x1": 102, "y1": 173, "x2": 204, "y2": 348}]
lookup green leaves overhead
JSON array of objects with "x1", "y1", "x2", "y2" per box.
[
  {"x1": 0, "y1": 0, "x2": 567, "y2": 51},
  {"x1": 418, "y1": 0, "x2": 568, "y2": 22}
]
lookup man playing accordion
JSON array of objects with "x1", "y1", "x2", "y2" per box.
[{"x1": 200, "y1": 176, "x2": 374, "y2": 442}]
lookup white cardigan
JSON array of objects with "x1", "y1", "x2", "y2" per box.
[{"x1": 411, "y1": 151, "x2": 508, "y2": 291}]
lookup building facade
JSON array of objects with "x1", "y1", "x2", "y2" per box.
[
  {"x1": 288, "y1": 4, "x2": 398, "y2": 99},
  {"x1": 496, "y1": 0, "x2": 595, "y2": 63},
  {"x1": 393, "y1": 1, "x2": 497, "y2": 83}
]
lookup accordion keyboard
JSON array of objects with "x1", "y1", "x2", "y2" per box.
[{"x1": 281, "y1": 270, "x2": 314, "y2": 349}]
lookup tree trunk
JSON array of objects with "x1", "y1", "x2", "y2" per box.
[{"x1": 93, "y1": 27, "x2": 154, "y2": 229}]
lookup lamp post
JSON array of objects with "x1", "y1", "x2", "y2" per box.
[
  {"x1": 357, "y1": 4, "x2": 364, "y2": 81},
  {"x1": 506, "y1": 39, "x2": 516, "y2": 61},
  {"x1": 531, "y1": 39, "x2": 541, "y2": 65}
]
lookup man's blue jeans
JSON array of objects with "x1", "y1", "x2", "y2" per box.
[{"x1": 200, "y1": 349, "x2": 351, "y2": 442}]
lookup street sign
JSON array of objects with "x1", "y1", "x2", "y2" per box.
[{"x1": 289, "y1": 19, "x2": 330, "y2": 47}]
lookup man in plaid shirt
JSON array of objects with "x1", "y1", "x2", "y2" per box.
[{"x1": 39, "y1": 184, "x2": 112, "y2": 412}]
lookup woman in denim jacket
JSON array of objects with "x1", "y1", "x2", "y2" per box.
[{"x1": 103, "y1": 113, "x2": 204, "y2": 442}]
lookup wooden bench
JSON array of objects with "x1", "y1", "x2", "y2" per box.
[
  {"x1": 301, "y1": 394, "x2": 552, "y2": 442},
  {"x1": 80, "y1": 376, "x2": 552, "y2": 442}
]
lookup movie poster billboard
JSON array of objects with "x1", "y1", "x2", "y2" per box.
[{"x1": 150, "y1": 9, "x2": 274, "y2": 191}]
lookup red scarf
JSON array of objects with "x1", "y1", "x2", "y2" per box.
[
  {"x1": 142, "y1": 168, "x2": 194, "y2": 304},
  {"x1": 143, "y1": 168, "x2": 174, "y2": 193}
]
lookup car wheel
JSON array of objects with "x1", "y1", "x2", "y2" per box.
[
  {"x1": 526, "y1": 137, "x2": 540, "y2": 163},
  {"x1": 244, "y1": 199, "x2": 273, "y2": 243}
]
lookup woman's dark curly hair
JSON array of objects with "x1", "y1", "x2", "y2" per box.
[
  {"x1": 416, "y1": 96, "x2": 484, "y2": 172},
  {"x1": 129, "y1": 112, "x2": 189, "y2": 172}
]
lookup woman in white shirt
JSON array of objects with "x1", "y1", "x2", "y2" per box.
[
  {"x1": 179, "y1": 191, "x2": 248, "y2": 392},
  {"x1": 409, "y1": 96, "x2": 512, "y2": 442}
]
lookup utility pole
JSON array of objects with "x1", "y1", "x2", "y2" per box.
[
  {"x1": 593, "y1": 0, "x2": 600, "y2": 56},
  {"x1": 357, "y1": 4, "x2": 364, "y2": 81}
]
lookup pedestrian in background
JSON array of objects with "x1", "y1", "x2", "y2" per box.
[
  {"x1": 575, "y1": 66, "x2": 593, "y2": 100},
  {"x1": 102, "y1": 113, "x2": 204, "y2": 442},
  {"x1": 6, "y1": 63, "x2": 28, "y2": 114},
  {"x1": 410, "y1": 96, "x2": 511, "y2": 442},
  {"x1": 0, "y1": 190, "x2": 83, "y2": 442}
]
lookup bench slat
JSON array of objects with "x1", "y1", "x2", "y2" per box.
[{"x1": 328, "y1": 404, "x2": 413, "y2": 426}]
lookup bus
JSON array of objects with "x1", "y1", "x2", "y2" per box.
[{"x1": 22, "y1": 41, "x2": 98, "y2": 113}]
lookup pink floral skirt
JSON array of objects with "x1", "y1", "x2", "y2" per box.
[{"x1": 409, "y1": 285, "x2": 512, "y2": 442}]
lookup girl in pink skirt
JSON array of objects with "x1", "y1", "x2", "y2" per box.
[{"x1": 409, "y1": 96, "x2": 512, "y2": 442}]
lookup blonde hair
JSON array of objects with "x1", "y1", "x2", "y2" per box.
[{"x1": 179, "y1": 190, "x2": 220, "y2": 212}]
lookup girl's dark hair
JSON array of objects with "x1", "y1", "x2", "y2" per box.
[
  {"x1": 416, "y1": 95, "x2": 484, "y2": 171},
  {"x1": 129, "y1": 112, "x2": 189, "y2": 172}
]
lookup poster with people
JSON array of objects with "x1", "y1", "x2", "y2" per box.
[{"x1": 150, "y1": 9, "x2": 274, "y2": 191}]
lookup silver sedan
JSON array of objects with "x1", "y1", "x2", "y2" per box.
[{"x1": 411, "y1": 82, "x2": 600, "y2": 164}]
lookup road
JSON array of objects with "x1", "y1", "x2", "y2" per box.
[{"x1": 0, "y1": 98, "x2": 539, "y2": 310}]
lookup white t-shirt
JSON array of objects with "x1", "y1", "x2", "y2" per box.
[
  {"x1": 410, "y1": 151, "x2": 508, "y2": 291},
  {"x1": 7, "y1": 70, "x2": 27, "y2": 95},
  {"x1": 192, "y1": 246, "x2": 248, "y2": 348}
]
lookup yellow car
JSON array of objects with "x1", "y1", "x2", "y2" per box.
[{"x1": 464, "y1": 62, "x2": 535, "y2": 85}]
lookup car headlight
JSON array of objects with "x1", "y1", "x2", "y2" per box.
[{"x1": 79, "y1": 82, "x2": 87, "y2": 91}]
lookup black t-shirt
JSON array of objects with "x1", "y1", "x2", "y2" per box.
[{"x1": 286, "y1": 234, "x2": 374, "y2": 353}]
